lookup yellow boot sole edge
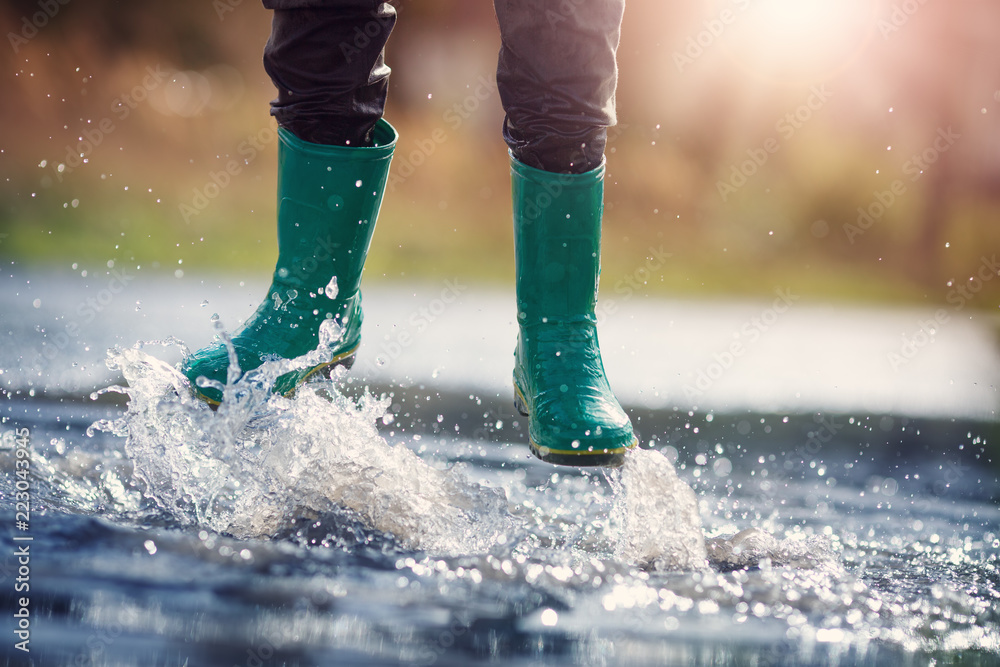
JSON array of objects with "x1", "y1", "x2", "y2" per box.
[{"x1": 513, "y1": 383, "x2": 637, "y2": 468}]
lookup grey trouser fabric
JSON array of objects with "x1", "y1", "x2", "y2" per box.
[{"x1": 262, "y1": 0, "x2": 623, "y2": 173}]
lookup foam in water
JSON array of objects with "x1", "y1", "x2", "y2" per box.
[{"x1": 705, "y1": 528, "x2": 835, "y2": 570}]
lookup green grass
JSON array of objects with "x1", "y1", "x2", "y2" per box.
[{"x1": 3, "y1": 119, "x2": 999, "y2": 314}]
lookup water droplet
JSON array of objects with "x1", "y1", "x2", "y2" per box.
[
  {"x1": 713, "y1": 458, "x2": 732, "y2": 476},
  {"x1": 324, "y1": 276, "x2": 339, "y2": 299},
  {"x1": 318, "y1": 318, "x2": 343, "y2": 347}
]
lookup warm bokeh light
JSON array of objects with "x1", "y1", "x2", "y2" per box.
[
  {"x1": 721, "y1": 0, "x2": 878, "y2": 83},
  {"x1": 1, "y1": 0, "x2": 998, "y2": 307}
]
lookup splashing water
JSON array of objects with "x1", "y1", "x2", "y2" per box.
[
  {"x1": 80, "y1": 304, "x2": 732, "y2": 568},
  {"x1": 85, "y1": 328, "x2": 829, "y2": 575},
  {"x1": 14, "y1": 324, "x2": 994, "y2": 664},
  {"x1": 614, "y1": 448, "x2": 708, "y2": 570},
  {"x1": 91, "y1": 336, "x2": 512, "y2": 554}
]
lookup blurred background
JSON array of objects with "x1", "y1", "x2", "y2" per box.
[
  {"x1": 4, "y1": 6, "x2": 1000, "y2": 664},
  {"x1": 1, "y1": 0, "x2": 999, "y2": 308}
]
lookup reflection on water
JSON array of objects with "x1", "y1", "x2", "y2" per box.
[{"x1": 0, "y1": 339, "x2": 997, "y2": 666}]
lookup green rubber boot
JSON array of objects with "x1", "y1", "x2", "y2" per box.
[
  {"x1": 510, "y1": 156, "x2": 637, "y2": 467},
  {"x1": 182, "y1": 120, "x2": 397, "y2": 404}
]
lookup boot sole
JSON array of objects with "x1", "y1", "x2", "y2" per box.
[
  {"x1": 514, "y1": 385, "x2": 636, "y2": 468},
  {"x1": 193, "y1": 343, "x2": 359, "y2": 408}
]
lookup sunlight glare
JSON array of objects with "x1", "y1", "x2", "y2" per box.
[{"x1": 722, "y1": 0, "x2": 877, "y2": 82}]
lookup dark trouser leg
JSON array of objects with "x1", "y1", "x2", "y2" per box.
[
  {"x1": 493, "y1": 0, "x2": 625, "y2": 174},
  {"x1": 262, "y1": 0, "x2": 395, "y2": 146}
]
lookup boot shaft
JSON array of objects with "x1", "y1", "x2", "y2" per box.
[
  {"x1": 510, "y1": 156, "x2": 604, "y2": 324},
  {"x1": 273, "y1": 121, "x2": 397, "y2": 297}
]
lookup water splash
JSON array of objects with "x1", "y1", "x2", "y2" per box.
[
  {"x1": 706, "y1": 528, "x2": 835, "y2": 570},
  {"x1": 614, "y1": 448, "x2": 708, "y2": 570},
  {"x1": 91, "y1": 338, "x2": 512, "y2": 554},
  {"x1": 19, "y1": 333, "x2": 997, "y2": 663},
  {"x1": 83, "y1": 325, "x2": 827, "y2": 576}
]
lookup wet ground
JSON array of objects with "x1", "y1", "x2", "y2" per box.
[{"x1": 1, "y1": 269, "x2": 999, "y2": 666}]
